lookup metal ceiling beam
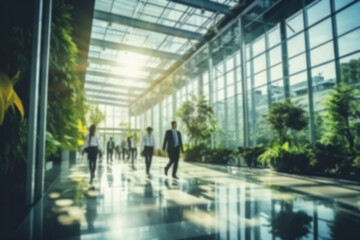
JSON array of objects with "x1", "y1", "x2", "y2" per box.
[
  {"x1": 84, "y1": 80, "x2": 147, "y2": 91},
  {"x1": 84, "y1": 88, "x2": 139, "y2": 97},
  {"x1": 94, "y1": 10, "x2": 204, "y2": 41},
  {"x1": 90, "y1": 39, "x2": 182, "y2": 60},
  {"x1": 87, "y1": 94, "x2": 132, "y2": 102},
  {"x1": 86, "y1": 70, "x2": 151, "y2": 83},
  {"x1": 87, "y1": 100, "x2": 128, "y2": 108},
  {"x1": 169, "y1": 0, "x2": 233, "y2": 15},
  {"x1": 88, "y1": 57, "x2": 164, "y2": 73}
]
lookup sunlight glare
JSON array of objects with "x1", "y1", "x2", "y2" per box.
[{"x1": 114, "y1": 52, "x2": 148, "y2": 78}]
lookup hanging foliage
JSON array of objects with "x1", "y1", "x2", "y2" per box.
[
  {"x1": 0, "y1": 71, "x2": 24, "y2": 125},
  {"x1": 46, "y1": 0, "x2": 88, "y2": 151}
]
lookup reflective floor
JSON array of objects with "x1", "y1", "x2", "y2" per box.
[{"x1": 13, "y1": 156, "x2": 360, "y2": 240}]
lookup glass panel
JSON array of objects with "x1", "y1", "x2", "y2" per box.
[
  {"x1": 254, "y1": 71, "x2": 267, "y2": 88},
  {"x1": 227, "y1": 84, "x2": 235, "y2": 98},
  {"x1": 312, "y1": 61, "x2": 336, "y2": 140},
  {"x1": 270, "y1": 63, "x2": 283, "y2": 81},
  {"x1": 309, "y1": 18, "x2": 333, "y2": 48},
  {"x1": 270, "y1": 79, "x2": 285, "y2": 103},
  {"x1": 217, "y1": 75, "x2": 225, "y2": 90},
  {"x1": 289, "y1": 71, "x2": 310, "y2": 145},
  {"x1": 254, "y1": 85, "x2": 271, "y2": 144},
  {"x1": 307, "y1": 0, "x2": 331, "y2": 26},
  {"x1": 227, "y1": 71, "x2": 235, "y2": 85},
  {"x1": 338, "y1": 28, "x2": 360, "y2": 57},
  {"x1": 227, "y1": 95, "x2": 237, "y2": 149},
  {"x1": 287, "y1": 33, "x2": 305, "y2": 57},
  {"x1": 253, "y1": 35, "x2": 266, "y2": 56},
  {"x1": 269, "y1": 46, "x2": 282, "y2": 66},
  {"x1": 253, "y1": 54, "x2": 266, "y2": 73},
  {"x1": 310, "y1": 41, "x2": 335, "y2": 66},
  {"x1": 226, "y1": 57, "x2": 234, "y2": 71},
  {"x1": 334, "y1": 0, "x2": 355, "y2": 11},
  {"x1": 268, "y1": 24, "x2": 281, "y2": 48},
  {"x1": 290, "y1": 71, "x2": 308, "y2": 99},
  {"x1": 336, "y1": 1, "x2": 360, "y2": 35},
  {"x1": 289, "y1": 54, "x2": 307, "y2": 74},
  {"x1": 286, "y1": 11, "x2": 304, "y2": 38}
]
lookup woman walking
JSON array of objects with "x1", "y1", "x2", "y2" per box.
[
  {"x1": 128, "y1": 135, "x2": 137, "y2": 169},
  {"x1": 141, "y1": 127, "x2": 156, "y2": 175},
  {"x1": 83, "y1": 125, "x2": 102, "y2": 184}
]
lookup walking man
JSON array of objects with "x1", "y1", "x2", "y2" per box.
[
  {"x1": 121, "y1": 138, "x2": 128, "y2": 161},
  {"x1": 106, "y1": 137, "x2": 115, "y2": 162},
  {"x1": 141, "y1": 127, "x2": 156, "y2": 175},
  {"x1": 163, "y1": 121, "x2": 184, "y2": 179}
]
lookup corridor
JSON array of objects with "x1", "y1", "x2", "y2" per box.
[{"x1": 13, "y1": 156, "x2": 360, "y2": 240}]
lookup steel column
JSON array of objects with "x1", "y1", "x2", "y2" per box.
[
  {"x1": 232, "y1": 33, "x2": 240, "y2": 146},
  {"x1": 26, "y1": 0, "x2": 44, "y2": 206},
  {"x1": 264, "y1": 24, "x2": 273, "y2": 108},
  {"x1": 35, "y1": 0, "x2": 53, "y2": 202},
  {"x1": 303, "y1": 1, "x2": 316, "y2": 144},
  {"x1": 222, "y1": 49, "x2": 229, "y2": 148},
  {"x1": 280, "y1": 19, "x2": 290, "y2": 99},
  {"x1": 239, "y1": 17, "x2": 249, "y2": 147},
  {"x1": 330, "y1": 0, "x2": 341, "y2": 84},
  {"x1": 249, "y1": 44, "x2": 257, "y2": 146},
  {"x1": 207, "y1": 43, "x2": 215, "y2": 148},
  {"x1": 198, "y1": 74, "x2": 204, "y2": 96}
]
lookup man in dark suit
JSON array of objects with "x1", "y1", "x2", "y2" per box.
[{"x1": 163, "y1": 121, "x2": 184, "y2": 179}]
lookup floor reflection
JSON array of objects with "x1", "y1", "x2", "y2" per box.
[{"x1": 12, "y1": 157, "x2": 360, "y2": 240}]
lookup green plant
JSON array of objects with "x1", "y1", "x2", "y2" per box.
[
  {"x1": 321, "y1": 83, "x2": 360, "y2": 156},
  {"x1": 205, "y1": 148, "x2": 234, "y2": 165},
  {"x1": 176, "y1": 95, "x2": 218, "y2": 146},
  {"x1": 259, "y1": 142, "x2": 312, "y2": 172},
  {"x1": 264, "y1": 99, "x2": 308, "y2": 145},
  {"x1": 238, "y1": 145, "x2": 266, "y2": 167},
  {"x1": 154, "y1": 149, "x2": 168, "y2": 157},
  {"x1": 45, "y1": 131, "x2": 61, "y2": 160},
  {"x1": 311, "y1": 143, "x2": 344, "y2": 173},
  {"x1": 88, "y1": 104, "x2": 105, "y2": 126},
  {"x1": 0, "y1": 71, "x2": 24, "y2": 125},
  {"x1": 183, "y1": 143, "x2": 208, "y2": 162},
  {"x1": 259, "y1": 142, "x2": 287, "y2": 171}
]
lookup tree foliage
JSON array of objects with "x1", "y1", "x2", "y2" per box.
[
  {"x1": 176, "y1": 95, "x2": 218, "y2": 146},
  {"x1": 321, "y1": 83, "x2": 360, "y2": 155},
  {"x1": 340, "y1": 57, "x2": 360, "y2": 84},
  {"x1": 88, "y1": 105, "x2": 105, "y2": 126},
  {"x1": 264, "y1": 99, "x2": 308, "y2": 144}
]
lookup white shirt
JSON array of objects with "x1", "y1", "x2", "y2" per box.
[
  {"x1": 83, "y1": 133, "x2": 102, "y2": 151},
  {"x1": 141, "y1": 134, "x2": 156, "y2": 151},
  {"x1": 129, "y1": 138, "x2": 136, "y2": 149}
]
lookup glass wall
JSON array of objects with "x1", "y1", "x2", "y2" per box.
[{"x1": 133, "y1": 0, "x2": 360, "y2": 150}]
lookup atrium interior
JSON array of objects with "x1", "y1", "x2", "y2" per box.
[{"x1": 0, "y1": 0, "x2": 360, "y2": 239}]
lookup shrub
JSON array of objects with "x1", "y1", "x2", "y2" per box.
[
  {"x1": 206, "y1": 148, "x2": 233, "y2": 165},
  {"x1": 183, "y1": 144, "x2": 207, "y2": 162},
  {"x1": 154, "y1": 149, "x2": 168, "y2": 157},
  {"x1": 259, "y1": 142, "x2": 313, "y2": 173},
  {"x1": 310, "y1": 143, "x2": 344, "y2": 173},
  {"x1": 238, "y1": 145, "x2": 266, "y2": 167}
]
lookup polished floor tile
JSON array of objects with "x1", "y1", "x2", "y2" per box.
[{"x1": 13, "y1": 156, "x2": 360, "y2": 240}]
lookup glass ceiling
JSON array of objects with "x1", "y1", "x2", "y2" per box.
[{"x1": 85, "y1": 0, "x2": 239, "y2": 107}]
